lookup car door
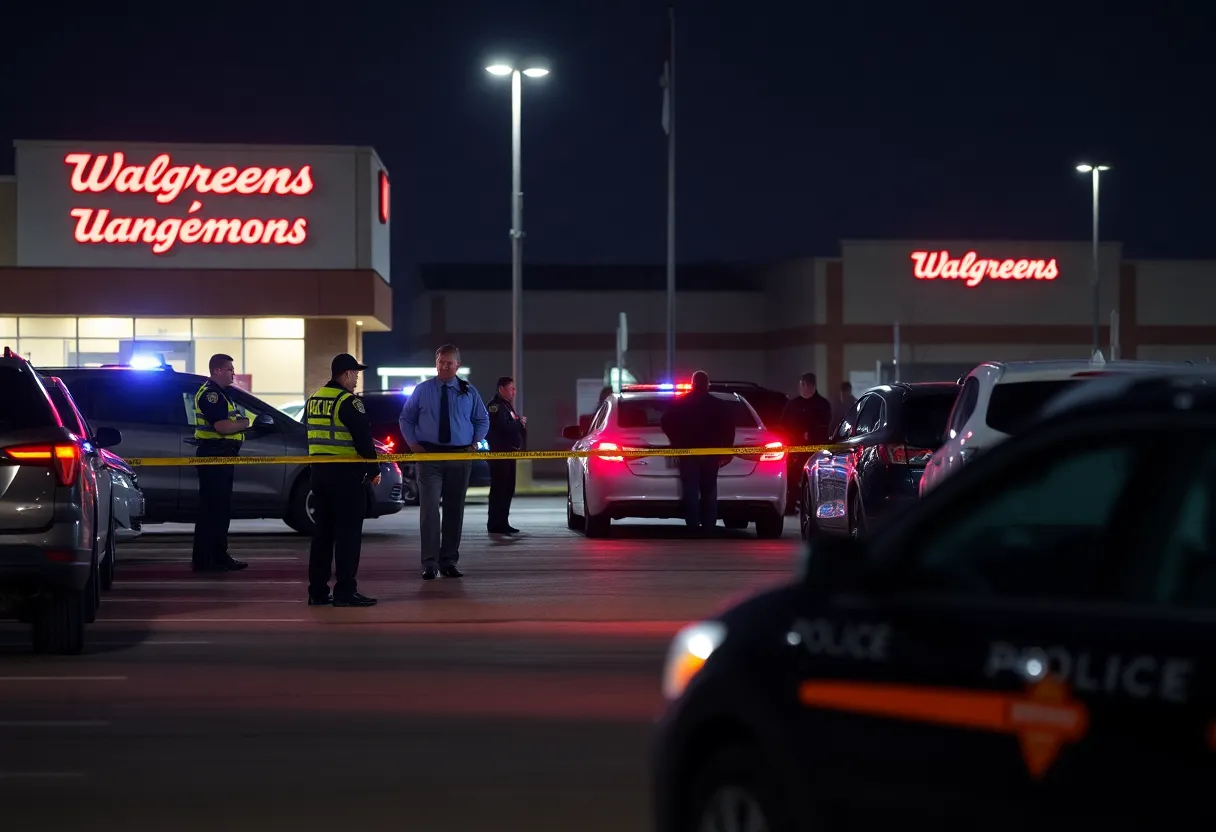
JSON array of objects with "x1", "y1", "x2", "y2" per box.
[
  {"x1": 922, "y1": 375, "x2": 978, "y2": 493},
  {"x1": 816, "y1": 395, "x2": 879, "y2": 535},
  {"x1": 571, "y1": 400, "x2": 610, "y2": 505},
  {"x1": 70, "y1": 374, "x2": 183, "y2": 519},
  {"x1": 45, "y1": 380, "x2": 112, "y2": 542},
  {"x1": 810, "y1": 398, "x2": 862, "y2": 534},
  {"x1": 795, "y1": 416, "x2": 1216, "y2": 829}
]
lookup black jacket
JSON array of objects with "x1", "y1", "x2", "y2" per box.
[
  {"x1": 486, "y1": 394, "x2": 526, "y2": 452},
  {"x1": 780, "y1": 392, "x2": 833, "y2": 445},
  {"x1": 659, "y1": 390, "x2": 736, "y2": 451}
]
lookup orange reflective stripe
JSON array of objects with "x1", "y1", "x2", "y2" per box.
[{"x1": 798, "y1": 677, "x2": 1088, "y2": 778}]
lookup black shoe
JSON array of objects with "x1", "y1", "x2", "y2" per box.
[
  {"x1": 439, "y1": 565, "x2": 463, "y2": 578},
  {"x1": 307, "y1": 595, "x2": 333, "y2": 606},
  {"x1": 422, "y1": 566, "x2": 438, "y2": 580},
  {"x1": 222, "y1": 558, "x2": 249, "y2": 571},
  {"x1": 487, "y1": 526, "x2": 516, "y2": 535},
  {"x1": 333, "y1": 592, "x2": 377, "y2": 607}
]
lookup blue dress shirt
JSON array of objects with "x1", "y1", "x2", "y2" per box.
[{"x1": 399, "y1": 376, "x2": 490, "y2": 447}]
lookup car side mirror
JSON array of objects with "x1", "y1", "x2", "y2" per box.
[
  {"x1": 800, "y1": 535, "x2": 867, "y2": 596},
  {"x1": 92, "y1": 426, "x2": 122, "y2": 449},
  {"x1": 252, "y1": 413, "x2": 275, "y2": 429},
  {"x1": 561, "y1": 425, "x2": 583, "y2": 441}
]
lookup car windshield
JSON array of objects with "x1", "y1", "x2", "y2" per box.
[
  {"x1": 901, "y1": 391, "x2": 958, "y2": 447},
  {"x1": 617, "y1": 395, "x2": 759, "y2": 429},
  {"x1": 0, "y1": 366, "x2": 59, "y2": 431},
  {"x1": 986, "y1": 379, "x2": 1084, "y2": 435}
]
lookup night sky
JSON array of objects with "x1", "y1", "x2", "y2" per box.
[{"x1": 2, "y1": 1, "x2": 1214, "y2": 270}]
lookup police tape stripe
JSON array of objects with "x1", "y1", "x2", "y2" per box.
[{"x1": 121, "y1": 444, "x2": 839, "y2": 467}]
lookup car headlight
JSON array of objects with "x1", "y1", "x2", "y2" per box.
[{"x1": 662, "y1": 621, "x2": 727, "y2": 701}]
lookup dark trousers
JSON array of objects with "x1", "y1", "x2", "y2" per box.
[
  {"x1": 678, "y1": 456, "x2": 721, "y2": 529},
  {"x1": 417, "y1": 446, "x2": 473, "y2": 567},
  {"x1": 192, "y1": 461, "x2": 234, "y2": 568},
  {"x1": 787, "y1": 451, "x2": 812, "y2": 513},
  {"x1": 487, "y1": 459, "x2": 517, "y2": 530},
  {"x1": 308, "y1": 464, "x2": 366, "y2": 600}
]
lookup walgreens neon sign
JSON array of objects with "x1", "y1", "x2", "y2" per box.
[
  {"x1": 911, "y1": 250, "x2": 1059, "y2": 287},
  {"x1": 64, "y1": 152, "x2": 313, "y2": 255}
]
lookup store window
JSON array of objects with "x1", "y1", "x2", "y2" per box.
[
  {"x1": 18, "y1": 338, "x2": 73, "y2": 366},
  {"x1": 192, "y1": 340, "x2": 243, "y2": 376},
  {"x1": 0, "y1": 318, "x2": 16, "y2": 339},
  {"x1": 244, "y1": 337, "x2": 304, "y2": 408},
  {"x1": 135, "y1": 318, "x2": 192, "y2": 341},
  {"x1": 18, "y1": 317, "x2": 76, "y2": 338},
  {"x1": 245, "y1": 317, "x2": 305, "y2": 339},
  {"x1": 78, "y1": 317, "x2": 133, "y2": 339},
  {"x1": 192, "y1": 318, "x2": 243, "y2": 338}
]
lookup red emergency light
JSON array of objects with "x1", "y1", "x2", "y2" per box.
[{"x1": 622, "y1": 383, "x2": 692, "y2": 392}]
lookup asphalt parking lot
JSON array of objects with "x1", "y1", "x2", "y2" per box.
[{"x1": 0, "y1": 494, "x2": 802, "y2": 831}]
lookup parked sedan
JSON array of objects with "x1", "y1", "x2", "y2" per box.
[{"x1": 800, "y1": 381, "x2": 959, "y2": 539}]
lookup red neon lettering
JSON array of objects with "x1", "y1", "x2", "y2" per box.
[
  {"x1": 70, "y1": 208, "x2": 307, "y2": 255},
  {"x1": 379, "y1": 170, "x2": 390, "y2": 224},
  {"x1": 911, "y1": 250, "x2": 1059, "y2": 287},
  {"x1": 64, "y1": 152, "x2": 314, "y2": 204}
]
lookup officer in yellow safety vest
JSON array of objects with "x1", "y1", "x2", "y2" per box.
[
  {"x1": 305, "y1": 353, "x2": 381, "y2": 607},
  {"x1": 191, "y1": 353, "x2": 251, "y2": 572}
]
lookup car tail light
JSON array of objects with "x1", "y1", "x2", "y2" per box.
[
  {"x1": 876, "y1": 444, "x2": 933, "y2": 466},
  {"x1": 593, "y1": 441, "x2": 625, "y2": 462},
  {"x1": 4, "y1": 443, "x2": 81, "y2": 486},
  {"x1": 759, "y1": 441, "x2": 785, "y2": 461},
  {"x1": 381, "y1": 436, "x2": 396, "y2": 451}
]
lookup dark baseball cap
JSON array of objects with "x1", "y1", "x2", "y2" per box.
[{"x1": 331, "y1": 353, "x2": 368, "y2": 375}]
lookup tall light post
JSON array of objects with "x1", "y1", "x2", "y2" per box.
[
  {"x1": 1076, "y1": 163, "x2": 1110, "y2": 356},
  {"x1": 485, "y1": 60, "x2": 549, "y2": 419}
]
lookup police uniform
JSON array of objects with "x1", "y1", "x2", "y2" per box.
[
  {"x1": 305, "y1": 354, "x2": 380, "y2": 607},
  {"x1": 191, "y1": 380, "x2": 249, "y2": 572},
  {"x1": 485, "y1": 392, "x2": 526, "y2": 533}
]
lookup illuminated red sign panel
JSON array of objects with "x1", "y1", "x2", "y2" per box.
[
  {"x1": 64, "y1": 152, "x2": 313, "y2": 255},
  {"x1": 378, "y1": 170, "x2": 390, "y2": 224},
  {"x1": 911, "y1": 250, "x2": 1059, "y2": 288}
]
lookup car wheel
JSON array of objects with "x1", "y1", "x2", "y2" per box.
[
  {"x1": 582, "y1": 479, "x2": 610, "y2": 538},
  {"x1": 566, "y1": 485, "x2": 584, "y2": 531},
  {"x1": 755, "y1": 510, "x2": 784, "y2": 539},
  {"x1": 798, "y1": 479, "x2": 818, "y2": 541},
  {"x1": 683, "y1": 743, "x2": 792, "y2": 832},
  {"x1": 100, "y1": 508, "x2": 116, "y2": 591},
  {"x1": 723, "y1": 518, "x2": 748, "y2": 530},
  {"x1": 284, "y1": 474, "x2": 317, "y2": 536},
  {"x1": 401, "y1": 463, "x2": 419, "y2": 506}
]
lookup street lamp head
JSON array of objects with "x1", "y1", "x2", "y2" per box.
[
  {"x1": 522, "y1": 67, "x2": 549, "y2": 77},
  {"x1": 1076, "y1": 163, "x2": 1111, "y2": 173},
  {"x1": 485, "y1": 64, "x2": 513, "y2": 76}
]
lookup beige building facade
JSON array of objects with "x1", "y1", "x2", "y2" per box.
[{"x1": 0, "y1": 139, "x2": 393, "y2": 407}]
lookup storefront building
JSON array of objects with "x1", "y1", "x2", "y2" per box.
[{"x1": 0, "y1": 139, "x2": 392, "y2": 407}]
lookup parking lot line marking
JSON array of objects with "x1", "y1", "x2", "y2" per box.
[
  {"x1": 0, "y1": 720, "x2": 111, "y2": 728},
  {"x1": 104, "y1": 598, "x2": 302, "y2": 603},
  {"x1": 99, "y1": 618, "x2": 306, "y2": 623},
  {"x1": 0, "y1": 676, "x2": 127, "y2": 682},
  {"x1": 116, "y1": 580, "x2": 304, "y2": 586},
  {"x1": 122, "y1": 556, "x2": 300, "y2": 562},
  {"x1": 92, "y1": 640, "x2": 213, "y2": 645},
  {"x1": 0, "y1": 771, "x2": 88, "y2": 779}
]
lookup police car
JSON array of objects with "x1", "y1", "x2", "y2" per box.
[{"x1": 652, "y1": 369, "x2": 1215, "y2": 832}]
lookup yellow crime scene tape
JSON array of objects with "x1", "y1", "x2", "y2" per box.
[{"x1": 121, "y1": 444, "x2": 838, "y2": 467}]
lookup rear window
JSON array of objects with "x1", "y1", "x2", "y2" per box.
[
  {"x1": 733, "y1": 391, "x2": 788, "y2": 427},
  {"x1": 617, "y1": 396, "x2": 759, "y2": 429},
  {"x1": 0, "y1": 365, "x2": 59, "y2": 431},
  {"x1": 46, "y1": 385, "x2": 90, "y2": 436},
  {"x1": 900, "y1": 391, "x2": 958, "y2": 447},
  {"x1": 361, "y1": 395, "x2": 407, "y2": 425},
  {"x1": 986, "y1": 380, "x2": 1083, "y2": 435}
]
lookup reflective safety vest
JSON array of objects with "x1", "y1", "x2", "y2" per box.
[
  {"x1": 194, "y1": 383, "x2": 244, "y2": 441},
  {"x1": 306, "y1": 385, "x2": 358, "y2": 456}
]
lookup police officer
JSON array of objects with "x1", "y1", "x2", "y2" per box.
[
  {"x1": 304, "y1": 353, "x2": 380, "y2": 607},
  {"x1": 191, "y1": 353, "x2": 250, "y2": 572},
  {"x1": 486, "y1": 375, "x2": 527, "y2": 534}
]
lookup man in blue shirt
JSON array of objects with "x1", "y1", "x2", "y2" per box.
[{"x1": 399, "y1": 344, "x2": 490, "y2": 579}]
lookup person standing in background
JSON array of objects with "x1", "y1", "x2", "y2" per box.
[
  {"x1": 832, "y1": 381, "x2": 857, "y2": 428},
  {"x1": 779, "y1": 372, "x2": 834, "y2": 514},
  {"x1": 304, "y1": 353, "x2": 381, "y2": 607},
  {"x1": 399, "y1": 344, "x2": 490, "y2": 580},
  {"x1": 191, "y1": 353, "x2": 249, "y2": 573},
  {"x1": 486, "y1": 376, "x2": 526, "y2": 535},
  {"x1": 660, "y1": 371, "x2": 736, "y2": 534}
]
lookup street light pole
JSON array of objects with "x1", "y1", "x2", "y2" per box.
[
  {"x1": 487, "y1": 60, "x2": 549, "y2": 416},
  {"x1": 510, "y1": 68, "x2": 524, "y2": 416},
  {"x1": 1077, "y1": 163, "x2": 1110, "y2": 356}
]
